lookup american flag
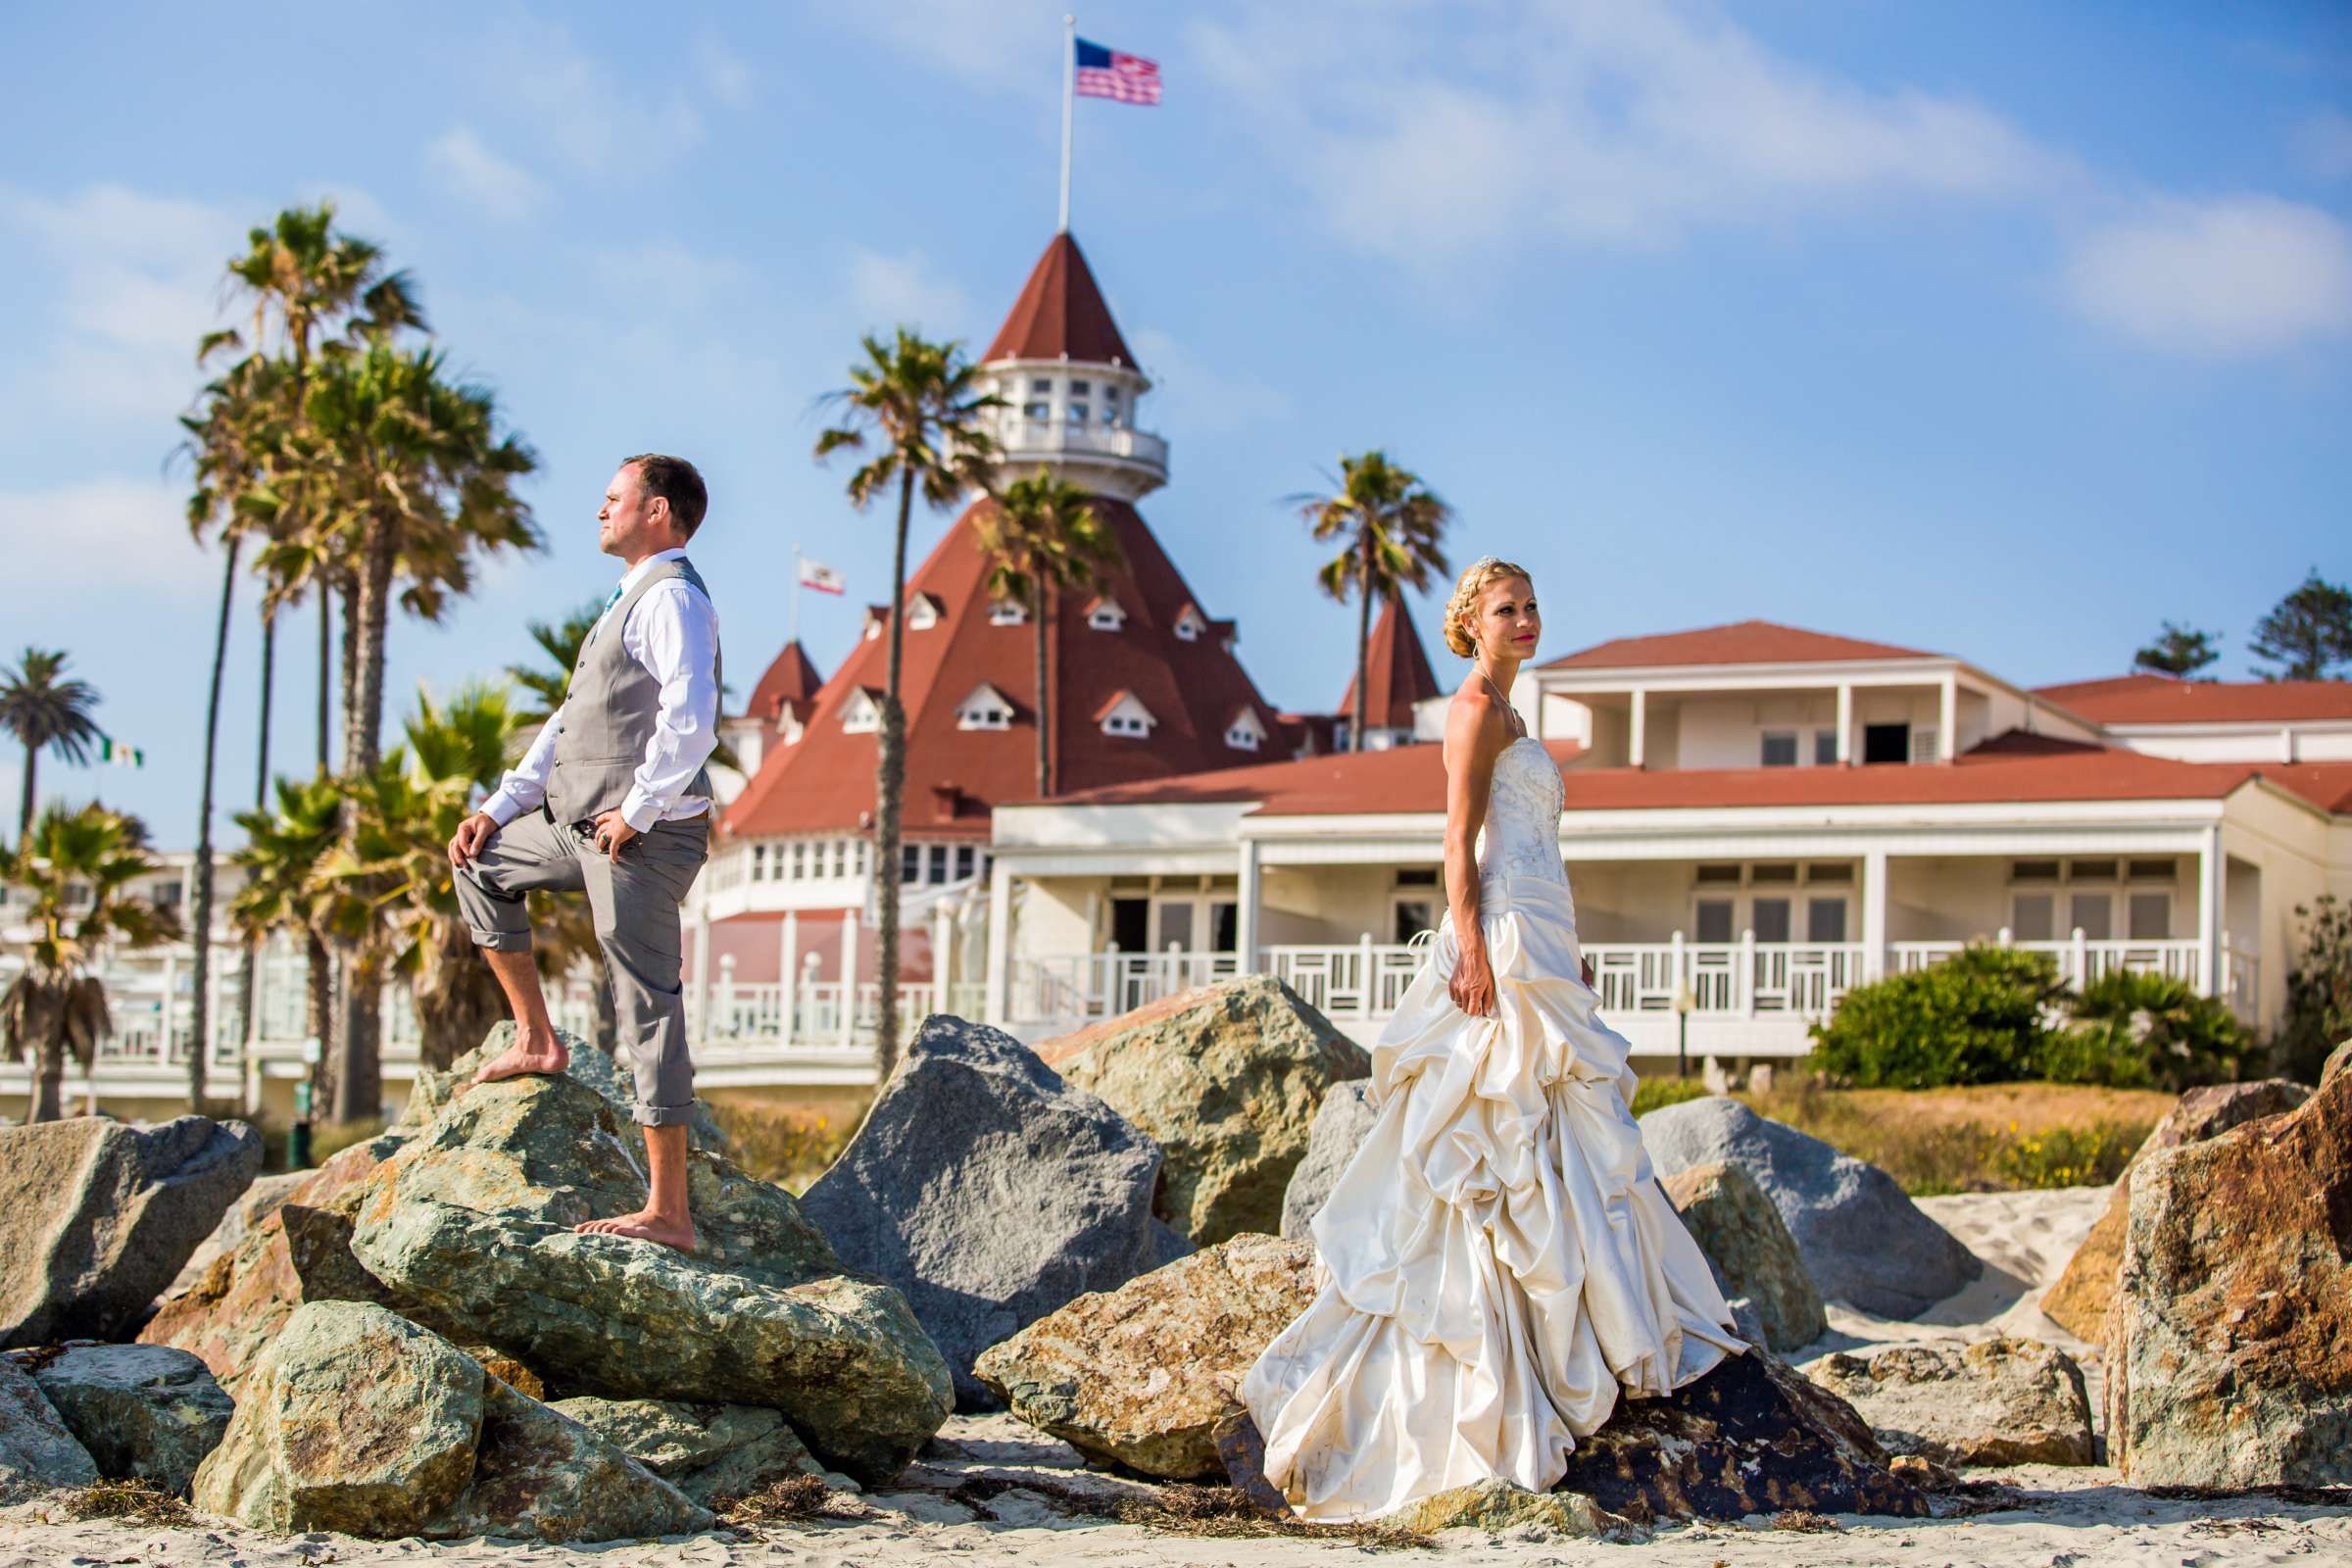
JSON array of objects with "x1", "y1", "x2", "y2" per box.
[{"x1": 1074, "y1": 37, "x2": 1160, "y2": 105}]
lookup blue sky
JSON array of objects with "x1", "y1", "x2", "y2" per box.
[{"x1": 4, "y1": 0, "x2": 2348, "y2": 845}]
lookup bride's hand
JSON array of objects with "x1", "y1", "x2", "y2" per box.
[{"x1": 1449, "y1": 944, "x2": 1497, "y2": 1018}]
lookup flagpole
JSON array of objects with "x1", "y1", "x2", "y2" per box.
[
  {"x1": 1058, "y1": 15, "x2": 1075, "y2": 232},
  {"x1": 791, "y1": 543, "x2": 803, "y2": 648}
]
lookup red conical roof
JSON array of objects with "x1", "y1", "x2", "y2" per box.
[
  {"x1": 984, "y1": 232, "x2": 1136, "y2": 367},
  {"x1": 1341, "y1": 593, "x2": 1446, "y2": 731},
  {"x1": 742, "y1": 639, "x2": 822, "y2": 723}
]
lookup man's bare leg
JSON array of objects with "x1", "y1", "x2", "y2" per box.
[
  {"x1": 576, "y1": 1122, "x2": 695, "y2": 1250},
  {"x1": 470, "y1": 947, "x2": 570, "y2": 1086}
]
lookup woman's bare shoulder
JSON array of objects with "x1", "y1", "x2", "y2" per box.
[{"x1": 1443, "y1": 683, "x2": 1513, "y2": 758}]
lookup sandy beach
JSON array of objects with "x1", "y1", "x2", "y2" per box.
[{"x1": 7, "y1": 1184, "x2": 2348, "y2": 1568}]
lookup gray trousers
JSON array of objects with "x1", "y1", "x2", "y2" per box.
[{"x1": 454, "y1": 807, "x2": 710, "y2": 1127}]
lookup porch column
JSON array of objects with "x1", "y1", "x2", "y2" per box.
[
  {"x1": 1236, "y1": 838, "x2": 1261, "y2": 973},
  {"x1": 778, "y1": 911, "x2": 799, "y2": 1047},
  {"x1": 158, "y1": 947, "x2": 179, "y2": 1065},
  {"x1": 984, "y1": 858, "x2": 1013, "y2": 1027},
  {"x1": 1629, "y1": 688, "x2": 1647, "y2": 770},
  {"x1": 1835, "y1": 683, "x2": 1853, "y2": 765},
  {"x1": 1862, "y1": 848, "x2": 1888, "y2": 980},
  {"x1": 838, "y1": 911, "x2": 858, "y2": 1049},
  {"x1": 1937, "y1": 672, "x2": 1957, "y2": 763},
  {"x1": 2198, "y1": 824, "x2": 2223, "y2": 997},
  {"x1": 932, "y1": 901, "x2": 954, "y2": 1015}
]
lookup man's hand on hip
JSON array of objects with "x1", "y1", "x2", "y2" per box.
[
  {"x1": 591, "y1": 808, "x2": 639, "y2": 860},
  {"x1": 449, "y1": 810, "x2": 500, "y2": 868}
]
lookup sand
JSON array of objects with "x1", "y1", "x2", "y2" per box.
[{"x1": 7, "y1": 1184, "x2": 2347, "y2": 1568}]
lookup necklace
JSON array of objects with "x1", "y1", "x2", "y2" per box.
[{"x1": 1477, "y1": 666, "x2": 1524, "y2": 738}]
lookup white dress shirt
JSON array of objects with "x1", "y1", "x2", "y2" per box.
[{"x1": 483, "y1": 547, "x2": 722, "y2": 833}]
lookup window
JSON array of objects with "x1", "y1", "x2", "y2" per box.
[
  {"x1": 1806, "y1": 863, "x2": 1852, "y2": 884},
  {"x1": 1224, "y1": 709, "x2": 1266, "y2": 751},
  {"x1": 2070, "y1": 893, "x2": 2113, "y2": 941},
  {"x1": 2012, "y1": 893, "x2": 2055, "y2": 942},
  {"x1": 926, "y1": 850, "x2": 949, "y2": 884},
  {"x1": 1069, "y1": 378, "x2": 1091, "y2": 397},
  {"x1": 990, "y1": 598, "x2": 1027, "y2": 625},
  {"x1": 1911, "y1": 728, "x2": 1941, "y2": 764},
  {"x1": 1396, "y1": 867, "x2": 1440, "y2": 888},
  {"x1": 1105, "y1": 710, "x2": 1149, "y2": 737},
  {"x1": 1067, "y1": 402, "x2": 1089, "y2": 425},
  {"x1": 1211, "y1": 902, "x2": 1239, "y2": 951},
  {"x1": 1761, "y1": 731, "x2": 1798, "y2": 767},
  {"x1": 1814, "y1": 729, "x2": 1839, "y2": 766},
  {"x1": 1751, "y1": 898, "x2": 1792, "y2": 943},
  {"x1": 1750, "y1": 863, "x2": 1798, "y2": 885},
  {"x1": 1102, "y1": 385, "x2": 1120, "y2": 407},
  {"x1": 1695, "y1": 863, "x2": 1741, "y2": 885},
  {"x1": 790, "y1": 842, "x2": 808, "y2": 879},
  {"x1": 903, "y1": 845, "x2": 924, "y2": 885},
  {"x1": 2128, "y1": 858, "x2": 2175, "y2": 881},
  {"x1": 1030, "y1": 378, "x2": 1052, "y2": 393},
  {"x1": 831, "y1": 840, "x2": 849, "y2": 878},
  {"x1": 954, "y1": 845, "x2": 976, "y2": 881},
  {"x1": 956, "y1": 683, "x2": 1015, "y2": 731},
  {"x1": 2071, "y1": 859, "x2": 2119, "y2": 881},
  {"x1": 1695, "y1": 899, "x2": 1736, "y2": 944},
  {"x1": 841, "y1": 692, "x2": 881, "y2": 733},
  {"x1": 2129, "y1": 893, "x2": 2172, "y2": 940},
  {"x1": 1174, "y1": 607, "x2": 1204, "y2": 642},
  {"x1": 1862, "y1": 723, "x2": 1909, "y2": 764},
  {"x1": 752, "y1": 845, "x2": 768, "y2": 881},
  {"x1": 1395, "y1": 900, "x2": 1436, "y2": 943},
  {"x1": 2012, "y1": 859, "x2": 2061, "y2": 882},
  {"x1": 149, "y1": 880, "x2": 183, "y2": 907},
  {"x1": 1024, "y1": 401, "x2": 1051, "y2": 420},
  {"x1": 1088, "y1": 599, "x2": 1127, "y2": 632},
  {"x1": 905, "y1": 595, "x2": 940, "y2": 630},
  {"x1": 1806, "y1": 899, "x2": 1848, "y2": 943}
]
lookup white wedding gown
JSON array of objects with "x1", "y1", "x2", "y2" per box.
[{"x1": 1241, "y1": 736, "x2": 1745, "y2": 1522}]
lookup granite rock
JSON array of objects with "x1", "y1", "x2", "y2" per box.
[
  {"x1": 1659, "y1": 1161, "x2": 1826, "y2": 1353},
  {"x1": 24, "y1": 1343, "x2": 233, "y2": 1495},
  {"x1": 1805, "y1": 1337, "x2": 2095, "y2": 1466},
  {"x1": 1278, "y1": 1080, "x2": 1377, "y2": 1241},
  {"x1": 0, "y1": 1356, "x2": 97, "y2": 1496}
]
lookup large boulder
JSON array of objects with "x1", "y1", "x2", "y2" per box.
[
  {"x1": 1659, "y1": 1161, "x2": 1826, "y2": 1353},
  {"x1": 399, "y1": 1022, "x2": 728, "y2": 1153},
  {"x1": 164, "y1": 1169, "x2": 313, "y2": 1301},
  {"x1": 20, "y1": 1343, "x2": 233, "y2": 1496},
  {"x1": 974, "y1": 1233, "x2": 1319, "y2": 1479},
  {"x1": 1391, "y1": 1479, "x2": 1636, "y2": 1539},
  {"x1": 0, "y1": 1356, "x2": 97, "y2": 1496},
  {"x1": 1639, "y1": 1098, "x2": 1979, "y2": 1318},
  {"x1": 1278, "y1": 1080, "x2": 1376, "y2": 1241},
  {"x1": 1805, "y1": 1337, "x2": 2094, "y2": 1466},
  {"x1": 1041, "y1": 976, "x2": 1370, "y2": 1245},
  {"x1": 803, "y1": 1017, "x2": 1191, "y2": 1411},
  {"x1": 347, "y1": 1070, "x2": 951, "y2": 1486},
  {"x1": 2040, "y1": 1078, "x2": 2311, "y2": 1342},
  {"x1": 139, "y1": 1132, "x2": 407, "y2": 1394},
  {"x1": 193, "y1": 1300, "x2": 708, "y2": 1542},
  {"x1": 2105, "y1": 1068, "x2": 2352, "y2": 1487},
  {"x1": 551, "y1": 1396, "x2": 850, "y2": 1506},
  {"x1": 0, "y1": 1115, "x2": 262, "y2": 1346}
]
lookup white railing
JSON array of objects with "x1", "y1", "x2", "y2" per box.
[
  {"x1": 1886, "y1": 932, "x2": 2203, "y2": 990},
  {"x1": 1009, "y1": 948, "x2": 1240, "y2": 1025},
  {"x1": 989, "y1": 416, "x2": 1167, "y2": 471},
  {"x1": 1262, "y1": 941, "x2": 1424, "y2": 1019}
]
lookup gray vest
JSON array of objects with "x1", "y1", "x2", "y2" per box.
[{"x1": 545, "y1": 556, "x2": 722, "y2": 826}]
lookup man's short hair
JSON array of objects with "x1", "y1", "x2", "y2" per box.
[{"x1": 625, "y1": 454, "x2": 709, "y2": 538}]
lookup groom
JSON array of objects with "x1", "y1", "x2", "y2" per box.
[{"x1": 447, "y1": 454, "x2": 722, "y2": 1252}]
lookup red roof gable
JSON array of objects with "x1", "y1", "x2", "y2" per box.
[
  {"x1": 740, "y1": 639, "x2": 821, "y2": 723},
  {"x1": 1544, "y1": 619, "x2": 1940, "y2": 670},
  {"x1": 722, "y1": 495, "x2": 1291, "y2": 839},
  {"x1": 2034, "y1": 672, "x2": 2352, "y2": 725},
  {"x1": 1340, "y1": 593, "x2": 1446, "y2": 732},
  {"x1": 983, "y1": 232, "x2": 1137, "y2": 368}
]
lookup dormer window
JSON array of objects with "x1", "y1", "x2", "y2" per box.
[
  {"x1": 905, "y1": 593, "x2": 942, "y2": 631},
  {"x1": 1173, "y1": 605, "x2": 1205, "y2": 643},
  {"x1": 956, "y1": 683, "x2": 1015, "y2": 731},
  {"x1": 1098, "y1": 691, "x2": 1155, "y2": 739},
  {"x1": 1087, "y1": 596, "x2": 1127, "y2": 632},
  {"x1": 989, "y1": 598, "x2": 1028, "y2": 626},
  {"x1": 1024, "y1": 399, "x2": 1051, "y2": 420},
  {"x1": 1102, "y1": 386, "x2": 1121, "y2": 425},
  {"x1": 841, "y1": 689, "x2": 883, "y2": 734},
  {"x1": 1225, "y1": 709, "x2": 1267, "y2": 752},
  {"x1": 860, "y1": 606, "x2": 887, "y2": 642}
]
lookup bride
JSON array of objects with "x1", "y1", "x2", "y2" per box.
[{"x1": 1238, "y1": 557, "x2": 1744, "y2": 1522}]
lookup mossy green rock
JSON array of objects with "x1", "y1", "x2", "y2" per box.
[
  {"x1": 1044, "y1": 976, "x2": 1369, "y2": 1245},
  {"x1": 551, "y1": 1396, "x2": 851, "y2": 1506},
  {"x1": 400, "y1": 1022, "x2": 727, "y2": 1153},
  {"x1": 349, "y1": 1072, "x2": 951, "y2": 1486}
]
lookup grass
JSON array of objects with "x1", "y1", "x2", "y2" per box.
[
  {"x1": 1722, "y1": 1078, "x2": 2172, "y2": 1197},
  {"x1": 709, "y1": 1100, "x2": 865, "y2": 1194}
]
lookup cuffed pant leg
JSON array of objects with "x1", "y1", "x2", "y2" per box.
[
  {"x1": 454, "y1": 809, "x2": 586, "y2": 951},
  {"x1": 582, "y1": 816, "x2": 710, "y2": 1126}
]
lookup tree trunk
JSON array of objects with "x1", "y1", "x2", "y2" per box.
[
  {"x1": 31, "y1": 1033, "x2": 64, "y2": 1125},
  {"x1": 305, "y1": 928, "x2": 334, "y2": 1112},
  {"x1": 318, "y1": 586, "x2": 332, "y2": 773},
  {"x1": 329, "y1": 524, "x2": 394, "y2": 1124},
  {"x1": 1032, "y1": 580, "x2": 1050, "y2": 798},
  {"x1": 1351, "y1": 541, "x2": 1374, "y2": 751},
  {"x1": 234, "y1": 610, "x2": 275, "y2": 1082},
  {"x1": 415, "y1": 927, "x2": 510, "y2": 1072},
  {"x1": 871, "y1": 468, "x2": 913, "y2": 1081},
  {"x1": 191, "y1": 537, "x2": 240, "y2": 1110},
  {"x1": 16, "y1": 743, "x2": 33, "y2": 846}
]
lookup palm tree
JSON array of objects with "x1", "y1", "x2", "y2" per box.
[
  {"x1": 2, "y1": 804, "x2": 179, "y2": 1122},
  {"x1": 230, "y1": 773, "x2": 343, "y2": 1113},
  {"x1": 0, "y1": 649, "x2": 103, "y2": 849},
  {"x1": 814, "y1": 329, "x2": 1003, "y2": 1076},
  {"x1": 974, "y1": 467, "x2": 1123, "y2": 797},
  {"x1": 1296, "y1": 452, "x2": 1453, "y2": 751}
]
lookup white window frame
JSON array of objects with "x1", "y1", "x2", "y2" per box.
[
  {"x1": 989, "y1": 598, "x2": 1028, "y2": 626},
  {"x1": 956, "y1": 683, "x2": 1014, "y2": 732},
  {"x1": 841, "y1": 693, "x2": 881, "y2": 734},
  {"x1": 905, "y1": 595, "x2": 941, "y2": 631},
  {"x1": 1224, "y1": 709, "x2": 1265, "y2": 751},
  {"x1": 1174, "y1": 607, "x2": 1205, "y2": 643},
  {"x1": 1100, "y1": 692, "x2": 1156, "y2": 739},
  {"x1": 1088, "y1": 600, "x2": 1128, "y2": 632}
]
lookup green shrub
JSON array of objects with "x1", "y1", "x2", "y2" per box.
[
  {"x1": 1808, "y1": 945, "x2": 2061, "y2": 1089},
  {"x1": 1630, "y1": 1076, "x2": 1713, "y2": 1116},
  {"x1": 2276, "y1": 895, "x2": 2352, "y2": 1083},
  {"x1": 710, "y1": 1101, "x2": 861, "y2": 1194},
  {"x1": 2046, "y1": 969, "x2": 2248, "y2": 1091}
]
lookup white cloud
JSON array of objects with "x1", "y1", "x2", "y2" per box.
[
  {"x1": 846, "y1": 246, "x2": 971, "y2": 331},
  {"x1": 476, "y1": 16, "x2": 705, "y2": 171},
  {"x1": 1127, "y1": 325, "x2": 1293, "y2": 432},
  {"x1": 696, "y1": 30, "x2": 754, "y2": 109},
  {"x1": 2, "y1": 476, "x2": 212, "y2": 597},
  {"x1": 426, "y1": 126, "x2": 547, "y2": 219},
  {"x1": 2293, "y1": 109, "x2": 2352, "y2": 181},
  {"x1": 2061, "y1": 195, "x2": 2352, "y2": 355},
  {"x1": 1192, "y1": 2, "x2": 2063, "y2": 263}
]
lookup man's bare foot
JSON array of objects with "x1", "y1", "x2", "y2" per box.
[
  {"x1": 469, "y1": 1029, "x2": 569, "y2": 1090},
  {"x1": 574, "y1": 1209, "x2": 697, "y2": 1252}
]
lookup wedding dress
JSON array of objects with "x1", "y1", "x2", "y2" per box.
[{"x1": 1240, "y1": 734, "x2": 1745, "y2": 1522}]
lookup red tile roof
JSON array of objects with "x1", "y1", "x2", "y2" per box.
[
  {"x1": 2034, "y1": 672, "x2": 2352, "y2": 725},
  {"x1": 740, "y1": 639, "x2": 821, "y2": 723},
  {"x1": 722, "y1": 495, "x2": 1292, "y2": 840},
  {"x1": 1034, "y1": 732, "x2": 2352, "y2": 818},
  {"x1": 983, "y1": 232, "x2": 1137, "y2": 368},
  {"x1": 1340, "y1": 594, "x2": 1446, "y2": 732},
  {"x1": 1543, "y1": 619, "x2": 1941, "y2": 670}
]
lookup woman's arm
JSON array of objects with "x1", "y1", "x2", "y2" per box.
[{"x1": 1442, "y1": 691, "x2": 1511, "y2": 1018}]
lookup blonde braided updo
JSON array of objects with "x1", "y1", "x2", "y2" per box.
[{"x1": 1445, "y1": 556, "x2": 1535, "y2": 658}]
